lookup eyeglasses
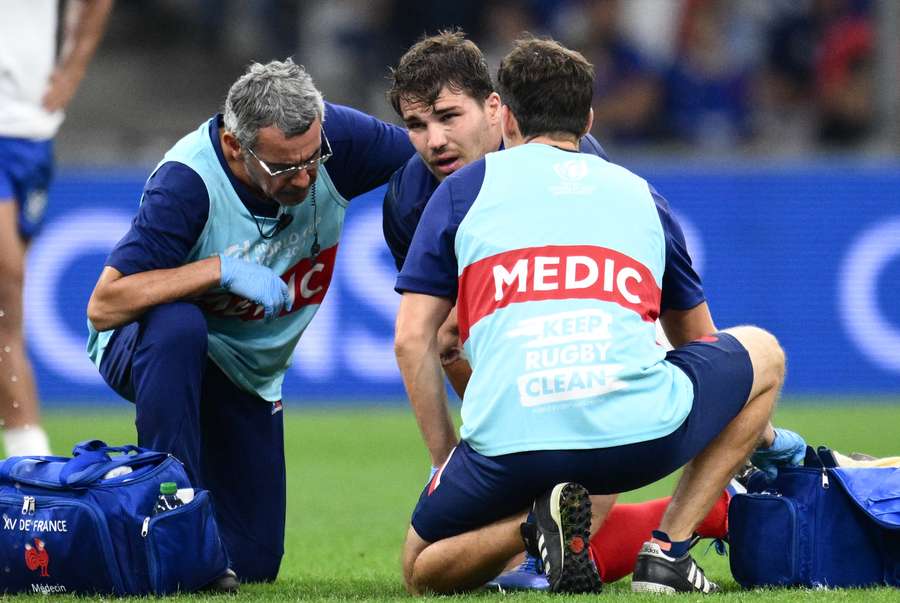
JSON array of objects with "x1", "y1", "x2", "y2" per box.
[{"x1": 245, "y1": 130, "x2": 332, "y2": 178}]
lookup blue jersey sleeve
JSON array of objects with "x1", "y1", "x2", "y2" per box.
[
  {"x1": 382, "y1": 154, "x2": 438, "y2": 271},
  {"x1": 322, "y1": 102, "x2": 414, "y2": 200},
  {"x1": 383, "y1": 168, "x2": 416, "y2": 271},
  {"x1": 579, "y1": 133, "x2": 609, "y2": 160},
  {"x1": 106, "y1": 162, "x2": 209, "y2": 276},
  {"x1": 395, "y1": 160, "x2": 485, "y2": 299},
  {"x1": 652, "y1": 187, "x2": 705, "y2": 312}
]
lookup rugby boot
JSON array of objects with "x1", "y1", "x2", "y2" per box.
[
  {"x1": 531, "y1": 482, "x2": 602, "y2": 593},
  {"x1": 632, "y1": 541, "x2": 718, "y2": 594},
  {"x1": 485, "y1": 553, "x2": 549, "y2": 591}
]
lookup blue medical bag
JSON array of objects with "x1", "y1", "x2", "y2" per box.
[
  {"x1": 728, "y1": 446, "x2": 900, "y2": 589},
  {"x1": 0, "y1": 440, "x2": 229, "y2": 595}
]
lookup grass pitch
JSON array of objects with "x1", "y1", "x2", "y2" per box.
[{"x1": 11, "y1": 399, "x2": 900, "y2": 601}]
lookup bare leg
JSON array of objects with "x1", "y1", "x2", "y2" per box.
[
  {"x1": 589, "y1": 494, "x2": 618, "y2": 534},
  {"x1": 403, "y1": 512, "x2": 527, "y2": 595},
  {"x1": 0, "y1": 202, "x2": 48, "y2": 455},
  {"x1": 658, "y1": 326, "x2": 785, "y2": 540}
]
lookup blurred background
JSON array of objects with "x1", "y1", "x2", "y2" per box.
[{"x1": 23, "y1": 0, "x2": 900, "y2": 404}]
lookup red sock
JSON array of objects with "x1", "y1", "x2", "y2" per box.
[{"x1": 589, "y1": 491, "x2": 730, "y2": 583}]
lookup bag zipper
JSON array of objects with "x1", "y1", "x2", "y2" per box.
[{"x1": 21, "y1": 495, "x2": 35, "y2": 514}]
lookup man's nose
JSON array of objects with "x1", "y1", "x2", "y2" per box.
[
  {"x1": 288, "y1": 166, "x2": 313, "y2": 187},
  {"x1": 427, "y1": 123, "x2": 448, "y2": 150}
]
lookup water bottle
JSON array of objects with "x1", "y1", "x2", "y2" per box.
[{"x1": 152, "y1": 482, "x2": 184, "y2": 516}]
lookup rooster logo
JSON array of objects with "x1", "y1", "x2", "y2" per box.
[{"x1": 24, "y1": 537, "x2": 50, "y2": 577}]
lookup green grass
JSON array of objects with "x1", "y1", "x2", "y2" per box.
[{"x1": 11, "y1": 399, "x2": 900, "y2": 600}]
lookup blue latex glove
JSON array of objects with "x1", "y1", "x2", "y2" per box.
[
  {"x1": 751, "y1": 428, "x2": 807, "y2": 480},
  {"x1": 219, "y1": 254, "x2": 290, "y2": 321}
]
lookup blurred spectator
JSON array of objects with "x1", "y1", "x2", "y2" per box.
[
  {"x1": 478, "y1": 0, "x2": 542, "y2": 72},
  {"x1": 814, "y1": 0, "x2": 874, "y2": 145},
  {"x1": 387, "y1": 0, "x2": 485, "y2": 56},
  {"x1": 563, "y1": 0, "x2": 664, "y2": 146},
  {"x1": 757, "y1": 0, "x2": 875, "y2": 150},
  {"x1": 662, "y1": 0, "x2": 755, "y2": 150}
]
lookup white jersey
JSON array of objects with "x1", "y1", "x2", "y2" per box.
[{"x1": 0, "y1": 0, "x2": 64, "y2": 139}]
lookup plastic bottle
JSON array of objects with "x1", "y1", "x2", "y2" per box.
[{"x1": 152, "y1": 482, "x2": 184, "y2": 515}]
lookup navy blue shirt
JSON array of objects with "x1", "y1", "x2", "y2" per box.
[
  {"x1": 107, "y1": 103, "x2": 413, "y2": 276},
  {"x1": 396, "y1": 150, "x2": 704, "y2": 313},
  {"x1": 383, "y1": 134, "x2": 609, "y2": 272}
]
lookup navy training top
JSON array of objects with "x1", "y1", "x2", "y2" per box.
[{"x1": 107, "y1": 103, "x2": 413, "y2": 276}]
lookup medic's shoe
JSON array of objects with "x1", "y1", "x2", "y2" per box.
[
  {"x1": 632, "y1": 542, "x2": 718, "y2": 594},
  {"x1": 485, "y1": 553, "x2": 549, "y2": 591},
  {"x1": 531, "y1": 482, "x2": 602, "y2": 593},
  {"x1": 201, "y1": 568, "x2": 240, "y2": 594}
]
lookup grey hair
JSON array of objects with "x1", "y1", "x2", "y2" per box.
[{"x1": 223, "y1": 58, "x2": 325, "y2": 148}]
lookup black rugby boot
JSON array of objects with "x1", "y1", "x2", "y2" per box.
[{"x1": 530, "y1": 482, "x2": 602, "y2": 593}]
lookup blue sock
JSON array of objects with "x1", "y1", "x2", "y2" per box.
[{"x1": 651, "y1": 530, "x2": 693, "y2": 558}]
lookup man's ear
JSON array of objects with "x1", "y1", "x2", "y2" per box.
[
  {"x1": 485, "y1": 92, "x2": 502, "y2": 124},
  {"x1": 500, "y1": 104, "x2": 522, "y2": 146},
  {"x1": 222, "y1": 131, "x2": 242, "y2": 161},
  {"x1": 584, "y1": 107, "x2": 594, "y2": 137}
]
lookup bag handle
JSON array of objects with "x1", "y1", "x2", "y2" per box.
[{"x1": 58, "y1": 440, "x2": 169, "y2": 487}]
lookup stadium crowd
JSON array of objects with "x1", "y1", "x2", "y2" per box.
[{"x1": 64, "y1": 0, "x2": 890, "y2": 165}]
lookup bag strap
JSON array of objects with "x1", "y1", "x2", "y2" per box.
[
  {"x1": 72, "y1": 439, "x2": 143, "y2": 457},
  {"x1": 0, "y1": 455, "x2": 68, "y2": 482},
  {"x1": 58, "y1": 440, "x2": 169, "y2": 487}
]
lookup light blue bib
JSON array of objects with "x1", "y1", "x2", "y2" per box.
[
  {"x1": 88, "y1": 119, "x2": 347, "y2": 401},
  {"x1": 455, "y1": 144, "x2": 693, "y2": 455}
]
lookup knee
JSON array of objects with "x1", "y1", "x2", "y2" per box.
[
  {"x1": 404, "y1": 565, "x2": 426, "y2": 596},
  {"x1": 141, "y1": 303, "x2": 208, "y2": 354},
  {"x1": 402, "y1": 529, "x2": 431, "y2": 595},
  {"x1": 754, "y1": 328, "x2": 786, "y2": 390}
]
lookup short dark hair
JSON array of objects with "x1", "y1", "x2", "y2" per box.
[
  {"x1": 388, "y1": 29, "x2": 494, "y2": 116},
  {"x1": 497, "y1": 37, "x2": 594, "y2": 139}
]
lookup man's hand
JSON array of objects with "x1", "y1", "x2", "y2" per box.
[
  {"x1": 41, "y1": 66, "x2": 84, "y2": 112},
  {"x1": 219, "y1": 254, "x2": 290, "y2": 321},
  {"x1": 751, "y1": 428, "x2": 807, "y2": 480}
]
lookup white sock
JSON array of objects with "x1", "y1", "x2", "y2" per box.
[{"x1": 3, "y1": 426, "x2": 52, "y2": 457}]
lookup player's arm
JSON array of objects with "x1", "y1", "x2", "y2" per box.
[
  {"x1": 320, "y1": 103, "x2": 414, "y2": 200},
  {"x1": 660, "y1": 302, "x2": 716, "y2": 347},
  {"x1": 652, "y1": 186, "x2": 716, "y2": 346},
  {"x1": 42, "y1": 0, "x2": 115, "y2": 112},
  {"x1": 87, "y1": 260, "x2": 220, "y2": 331},
  {"x1": 382, "y1": 166, "x2": 415, "y2": 271},
  {"x1": 394, "y1": 165, "x2": 476, "y2": 465},
  {"x1": 395, "y1": 293, "x2": 458, "y2": 467},
  {"x1": 88, "y1": 161, "x2": 288, "y2": 330}
]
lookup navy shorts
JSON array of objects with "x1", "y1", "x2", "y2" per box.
[
  {"x1": 0, "y1": 136, "x2": 54, "y2": 240},
  {"x1": 411, "y1": 332, "x2": 753, "y2": 543}
]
